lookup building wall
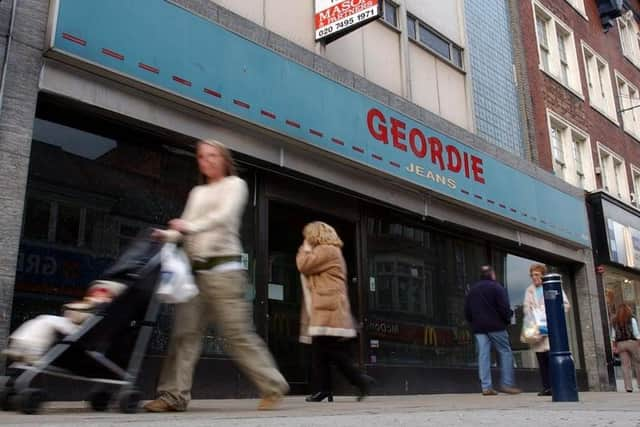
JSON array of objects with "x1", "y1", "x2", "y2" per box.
[
  {"x1": 520, "y1": 0, "x2": 640, "y2": 204},
  {"x1": 465, "y1": 0, "x2": 525, "y2": 157},
  {"x1": 0, "y1": 0, "x2": 47, "y2": 370}
]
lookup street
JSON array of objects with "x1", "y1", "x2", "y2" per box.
[{"x1": 0, "y1": 392, "x2": 638, "y2": 426}]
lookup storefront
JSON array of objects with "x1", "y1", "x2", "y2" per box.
[
  {"x1": 2, "y1": 0, "x2": 609, "y2": 398},
  {"x1": 587, "y1": 191, "x2": 640, "y2": 389}
]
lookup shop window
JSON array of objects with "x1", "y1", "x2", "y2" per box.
[{"x1": 23, "y1": 197, "x2": 50, "y2": 241}]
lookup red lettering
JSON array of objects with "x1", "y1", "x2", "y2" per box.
[
  {"x1": 367, "y1": 108, "x2": 388, "y2": 144},
  {"x1": 471, "y1": 156, "x2": 485, "y2": 184},
  {"x1": 390, "y1": 118, "x2": 407, "y2": 151},
  {"x1": 409, "y1": 128, "x2": 427, "y2": 158},
  {"x1": 446, "y1": 145, "x2": 462, "y2": 173},
  {"x1": 463, "y1": 152, "x2": 470, "y2": 178},
  {"x1": 428, "y1": 137, "x2": 445, "y2": 170}
]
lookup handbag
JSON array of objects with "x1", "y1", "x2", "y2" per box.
[
  {"x1": 520, "y1": 312, "x2": 544, "y2": 344},
  {"x1": 156, "y1": 243, "x2": 199, "y2": 304}
]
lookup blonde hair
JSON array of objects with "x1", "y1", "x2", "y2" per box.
[
  {"x1": 529, "y1": 263, "x2": 547, "y2": 276},
  {"x1": 303, "y1": 221, "x2": 343, "y2": 247},
  {"x1": 197, "y1": 139, "x2": 237, "y2": 177}
]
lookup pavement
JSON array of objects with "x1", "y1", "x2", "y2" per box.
[{"x1": 0, "y1": 392, "x2": 638, "y2": 427}]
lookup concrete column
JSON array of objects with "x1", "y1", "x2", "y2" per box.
[{"x1": 0, "y1": 0, "x2": 48, "y2": 371}]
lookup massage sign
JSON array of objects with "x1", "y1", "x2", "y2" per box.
[{"x1": 366, "y1": 108, "x2": 486, "y2": 190}]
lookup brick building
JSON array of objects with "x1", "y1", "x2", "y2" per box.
[{"x1": 517, "y1": 0, "x2": 640, "y2": 388}]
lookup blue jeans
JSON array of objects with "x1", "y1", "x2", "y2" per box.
[{"x1": 474, "y1": 330, "x2": 515, "y2": 390}]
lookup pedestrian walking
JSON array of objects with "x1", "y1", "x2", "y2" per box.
[
  {"x1": 522, "y1": 263, "x2": 570, "y2": 396},
  {"x1": 143, "y1": 140, "x2": 289, "y2": 412},
  {"x1": 611, "y1": 303, "x2": 640, "y2": 392},
  {"x1": 296, "y1": 221, "x2": 373, "y2": 402},
  {"x1": 464, "y1": 265, "x2": 521, "y2": 396}
]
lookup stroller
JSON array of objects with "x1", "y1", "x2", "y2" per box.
[{"x1": 0, "y1": 234, "x2": 164, "y2": 414}]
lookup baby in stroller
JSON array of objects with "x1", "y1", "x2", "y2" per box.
[{"x1": 3, "y1": 280, "x2": 126, "y2": 363}]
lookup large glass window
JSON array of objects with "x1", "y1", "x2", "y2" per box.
[
  {"x1": 12, "y1": 97, "x2": 257, "y2": 358},
  {"x1": 364, "y1": 209, "x2": 486, "y2": 368}
]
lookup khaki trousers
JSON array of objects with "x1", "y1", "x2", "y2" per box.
[
  {"x1": 617, "y1": 339, "x2": 640, "y2": 391},
  {"x1": 157, "y1": 270, "x2": 288, "y2": 409}
]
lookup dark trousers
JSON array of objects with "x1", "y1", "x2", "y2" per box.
[
  {"x1": 536, "y1": 351, "x2": 551, "y2": 390},
  {"x1": 311, "y1": 336, "x2": 364, "y2": 393}
]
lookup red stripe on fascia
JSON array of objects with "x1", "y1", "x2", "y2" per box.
[
  {"x1": 286, "y1": 120, "x2": 301, "y2": 128},
  {"x1": 261, "y1": 110, "x2": 276, "y2": 119},
  {"x1": 172, "y1": 76, "x2": 192, "y2": 87},
  {"x1": 309, "y1": 129, "x2": 323, "y2": 137},
  {"x1": 474, "y1": 194, "x2": 483, "y2": 200},
  {"x1": 331, "y1": 137, "x2": 345, "y2": 146},
  {"x1": 498, "y1": 204, "x2": 506, "y2": 209},
  {"x1": 352, "y1": 146, "x2": 364, "y2": 153},
  {"x1": 389, "y1": 161, "x2": 400, "y2": 168},
  {"x1": 461, "y1": 189, "x2": 470, "y2": 195},
  {"x1": 138, "y1": 62, "x2": 159, "y2": 74},
  {"x1": 372, "y1": 154, "x2": 383, "y2": 161},
  {"x1": 487, "y1": 199, "x2": 495, "y2": 204},
  {"x1": 101, "y1": 48, "x2": 124, "y2": 60},
  {"x1": 233, "y1": 99, "x2": 250, "y2": 109},
  {"x1": 204, "y1": 88, "x2": 222, "y2": 98},
  {"x1": 62, "y1": 32, "x2": 87, "y2": 46}
]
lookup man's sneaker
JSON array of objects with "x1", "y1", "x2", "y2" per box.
[
  {"x1": 498, "y1": 386, "x2": 522, "y2": 395},
  {"x1": 537, "y1": 388, "x2": 552, "y2": 396},
  {"x1": 143, "y1": 399, "x2": 181, "y2": 412},
  {"x1": 482, "y1": 388, "x2": 498, "y2": 396}
]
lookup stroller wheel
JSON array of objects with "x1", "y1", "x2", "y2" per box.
[
  {"x1": 89, "y1": 390, "x2": 112, "y2": 412},
  {"x1": 0, "y1": 377, "x2": 15, "y2": 411},
  {"x1": 16, "y1": 388, "x2": 46, "y2": 415},
  {"x1": 117, "y1": 389, "x2": 141, "y2": 414}
]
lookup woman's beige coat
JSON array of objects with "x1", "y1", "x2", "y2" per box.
[{"x1": 296, "y1": 244, "x2": 356, "y2": 343}]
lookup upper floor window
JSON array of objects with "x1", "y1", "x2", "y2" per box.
[
  {"x1": 547, "y1": 111, "x2": 595, "y2": 190},
  {"x1": 381, "y1": 0, "x2": 398, "y2": 28},
  {"x1": 616, "y1": 71, "x2": 640, "y2": 141},
  {"x1": 598, "y1": 144, "x2": 630, "y2": 202},
  {"x1": 565, "y1": 0, "x2": 587, "y2": 18},
  {"x1": 582, "y1": 43, "x2": 617, "y2": 123},
  {"x1": 631, "y1": 165, "x2": 640, "y2": 208},
  {"x1": 533, "y1": 2, "x2": 582, "y2": 96},
  {"x1": 407, "y1": 14, "x2": 464, "y2": 69},
  {"x1": 618, "y1": 11, "x2": 640, "y2": 70}
]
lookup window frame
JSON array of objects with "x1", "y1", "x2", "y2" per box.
[
  {"x1": 532, "y1": 1, "x2": 583, "y2": 97},
  {"x1": 546, "y1": 109, "x2": 595, "y2": 191},
  {"x1": 630, "y1": 164, "x2": 640, "y2": 208},
  {"x1": 597, "y1": 142, "x2": 630, "y2": 202},
  {"x1": 380, "y1": 0, "x2": 399, "y2": 30},
  {"x1": 406, "y1": 13, "x2": 464, "y2": 71},
  {"x1": 581, "y1": 41, "x2": 619, "y2": 125},
  {"x1": 565, "y1": 0, "x2": 588, "y2": 20},
  {"x1": 617, "y1": 11, "x2": 640, "y2": 70},
  {"x1": 615, "y1": 70, "x2": 640, "y2": 141}
]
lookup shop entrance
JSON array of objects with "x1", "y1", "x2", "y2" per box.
[{"x1": 266, "y1": 199, "x2": 358, "y2": 394}]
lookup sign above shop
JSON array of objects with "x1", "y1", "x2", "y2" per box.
[
  {"x1": 49, "y1": 0, "x2": 591, "y2": 247},
  {"x1": 314, "y1": 0, "x2": 381, "y2": 42}
]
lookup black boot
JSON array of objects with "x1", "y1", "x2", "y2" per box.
[
  {"x1": 357, "y1": 375, "x2": 375, "y2": 401},
  {"x1": 305, "y1": 391, "x2": 334, "y2": 402}
]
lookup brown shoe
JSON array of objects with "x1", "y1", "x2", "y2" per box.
[
  {"x1": 257, "y1": 394, "x2": 283, "y2": 410},
  {"x1": 498, "y1": 386, "x2": 522, "y2": 395},
  {"x1": 143, "y1": 399, "x2": 179, "y2": 412},
  {"x1": 482, "y1": 388, "x2": 498, "y2": 396}
]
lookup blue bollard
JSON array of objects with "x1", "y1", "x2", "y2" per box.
[{"x1": 542, "y1": 273, "x2": 579, "y2": 402}]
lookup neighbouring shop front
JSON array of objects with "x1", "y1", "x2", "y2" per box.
[
  {"x1": 2, "y1": 0, "x2": 607, "y2": 398},
  {"x1": 588, "y1": 191, "x2": 640, "y2": 390}
]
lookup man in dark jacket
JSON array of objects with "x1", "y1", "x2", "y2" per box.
[{"x1": 464, "y1": 265, "x2": 521, "y2": 396}]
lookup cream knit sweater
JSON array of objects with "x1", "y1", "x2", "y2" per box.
[{"x1": 164, "y1": 176, "x2": 248, "y2": 260}]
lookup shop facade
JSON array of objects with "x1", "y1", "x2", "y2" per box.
[{"x1": 0, "y1": 0, "x2": 611, "y2": 398}]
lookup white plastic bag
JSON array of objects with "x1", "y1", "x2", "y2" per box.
[{"x1": 156, "y1": 243, "x2": 199, "y2": 304}]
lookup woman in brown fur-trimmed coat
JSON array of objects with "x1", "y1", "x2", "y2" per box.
[{"x1": 296, "y1": 221, "x2": 373, "y2": 403}]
